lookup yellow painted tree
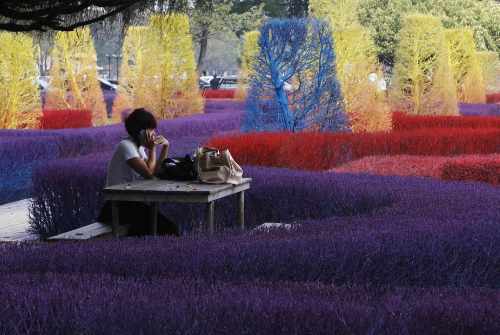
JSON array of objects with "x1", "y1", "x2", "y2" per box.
[
  {"x1": 476, "y1": 51, "x2": 500, "y2": 93},
  {"x1": 309, "y1": 0, "x2": 359, "y2": 31},
  {"x1": 391, "y1": 15, "x2": 458, "y2": 115},
  {"x1": 45, "y1": 28, "x2": 107, "y2": 126},
  {"x1": 445, "y1": 28, "x2": 486, "y2": 103},
  {"x1": 151, "y1": 14, "x2": 204, "y2": 118},
  {"x1": 0, "y1": 32, "x2": 41, "y2": 129},
  {"x1": 112, "y1": 26, "x2": 154, "y2": 122},
  {"x1": 309, "y1": 0, "x2": 391, "y2": 132},
  {"x1": 235, "y1": 30, "x2": 260, "y2": 100},
  {"x1": 113, "y1": 14, "x2": 203, "y2": 120},
  {"x1": 334, "y1": 28, "x2": 391, "y2": 132}
]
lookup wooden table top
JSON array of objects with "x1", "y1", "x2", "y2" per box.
[{"x1": 103, "y1": 178, "x2": 252, "y2": 196}]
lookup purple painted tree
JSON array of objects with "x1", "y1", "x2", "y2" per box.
[{"x1": 243, "y1": 18, "x2": 348, "y2": 132}]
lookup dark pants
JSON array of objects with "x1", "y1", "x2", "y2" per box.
[{"x1": 97, "y1": 201, "x2": 179, "y2": 236}]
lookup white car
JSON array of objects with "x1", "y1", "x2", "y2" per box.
[
  {"x1": 199, "y1": 75, "x2": 239, "y2": 89},
  {"x1": 37, "y1": 76, "x2": 117, "y2": 92}
]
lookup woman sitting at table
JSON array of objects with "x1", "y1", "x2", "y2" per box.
[{"x1": 97, "y1": 108, "x2": 179, "y2": 236}]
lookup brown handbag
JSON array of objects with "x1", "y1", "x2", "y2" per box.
[{"x1": 195, "y1": 147, "x2": 243, "y2": 184}]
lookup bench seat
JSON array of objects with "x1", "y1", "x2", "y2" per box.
[{"x1": 48, "y1": 222, "x2": 129, "y2": 241}]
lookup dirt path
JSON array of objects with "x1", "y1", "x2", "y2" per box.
[{"x1": 0, "y1": 199, "x2": 38, "y2": 241}]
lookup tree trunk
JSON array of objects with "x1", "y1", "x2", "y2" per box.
[
  {"x1": 288, "y1": 0, "x2": 309, "y2": 17},
  {"x1": 197, "y1": 27, "x2": 209, "y2": 72}
]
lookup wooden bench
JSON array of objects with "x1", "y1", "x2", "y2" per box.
[{"x1": 48, "y1": 222, "x2": 129, "y2": 241}]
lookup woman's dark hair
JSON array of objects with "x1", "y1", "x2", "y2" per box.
[{"x1": 125, "y1": 108, "x2": 157, "y2": 144}]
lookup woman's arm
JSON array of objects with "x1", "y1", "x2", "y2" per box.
[
  {"x1": 155, "y1": 136, "x2": 169, "y2": 174},
  {"x1": 127, "y1": 157, "x2": 155, "y2": 179},
  {"x1": 126, "y1": 132, "x2": 169, "y2": 179}
]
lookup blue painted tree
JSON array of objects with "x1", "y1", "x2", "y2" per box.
[{"x1": 243, "y1": 18, "x2": 348, "y2": 132}]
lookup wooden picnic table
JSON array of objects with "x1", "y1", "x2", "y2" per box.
[{"x1": 103, "y1": 178, "x2": 252, "y2": 237}]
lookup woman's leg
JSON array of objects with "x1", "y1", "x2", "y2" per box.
[
  {"x1": 157, "y1": 211, "x2": 180, "y2": 236},
  {"x1": 97, "y1": 201, "x2": 179, "y2": 236},
  {"x1": 97, "y1": 201, "x2": 149, "y2": 236},
  {"x1": 96, "y1": 201, "x2": 112, "y2": 223}
]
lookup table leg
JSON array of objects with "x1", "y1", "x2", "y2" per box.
[
  {"x1": 111, "y1": 201, "x2": 119, "y2": 237},
  {"x1": 206, "y1": 201, "x2": 215, "y2": 234},
  {"x1": 150, "y1": 202, "x2": 158, "y2": 236},
  {"x1": 238, "y1": 191, "x2": 245, "y2": 231}
]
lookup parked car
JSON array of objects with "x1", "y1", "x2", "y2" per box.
[
  {"x1": 199, "y1": 75, "x2": 239, "y2": 90},
  {"x1": 37, "y1": 76, "x2": 117, "y2": 117},
  {"x1": 199, "y1": 76, "x2": 212, "y2": 89},
  {"x1": 219, "y1": 75, "x2": 238, "y2": 89},
  {"x1": 98, "y1": 77, "x2": 118, "y2": 91},
  {"x1": 37, "y1": 76, "x2": 117, "y2": 92}
]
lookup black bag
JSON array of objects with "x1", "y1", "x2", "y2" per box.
[{"x1": 156, "y1": 155, "x2": 198, "y2": 181}]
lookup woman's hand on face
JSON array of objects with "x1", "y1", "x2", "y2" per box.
[
  {"x1": 144, "y1": 129, "x2": 156, "y2": 150},
  {"x1": 154, "y1": 135, "x2": 169, "y2": 147}
]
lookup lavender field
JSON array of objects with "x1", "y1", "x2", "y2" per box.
[
  {"x1": 1, "y1": 100, "x2": 500, "y2": 334},
  {"x1": 0, "y1": 100, "x2": 243, "y2": 204},
  {"x1": 1, "y1": 1, "x2": 500, "y2": 332}
]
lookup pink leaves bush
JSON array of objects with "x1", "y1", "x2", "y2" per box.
[
  {"x1": 442, "y1": 160, "x2": 500, "y2": 185},
  {"x1": 202, "y1": 89, "x2": 236, "y2": 99},
  {"x1": 392, "y1": 111, "x2": 500, "y2": 131},
  {"x1": 486, "y1": 93, "x2": 500, "y2": 104},
  {"x1": 332, "y1": 154, "x2": 500, "y2": 185}
]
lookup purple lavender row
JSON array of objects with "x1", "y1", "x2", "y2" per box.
[
  {"x1": 29, "y1": 164, "x2": 393, "y2": 238},
  {"x1": 0, "y1": 107, "x2": 243, "y2": 204},
  {"x1": 0, "y1": 109, "x2": 243, "y2": 142},
  {"x1": 0, "y1": 274, "x2": 499, "y2": 334},
  {"x1": 459, "y1": 103, "x2": 500, "y2": 116},
  {"x1": 12, "y1": 215, "x2": 500, "y2": 287},
  {"x1": 22, "y1": 165, "x2": 500, "y2": 287}
]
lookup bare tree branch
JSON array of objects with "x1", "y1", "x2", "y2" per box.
[{"x1": 0, "y1": 0, "x2": 182, "y2": 32}]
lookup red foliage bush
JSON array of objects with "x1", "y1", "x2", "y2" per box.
[
  {"x1": 40, "y1": 109, "x2": 92, "y2": 129},
  {"x1": 207, "y1": 129, "x2": 500, "y2": 170},
  {"x1": 392, "y1": 112, "x2": 500, "y2": 131},
  {"x1": 486, "y1": 93, "x2": 500, "y2": 104},
  {"x1": 441, "y1": 160, "x2": 500, "y2": 186},
  {"x1": 202, "y1": 89, "x2": 236, "y2": 99}
]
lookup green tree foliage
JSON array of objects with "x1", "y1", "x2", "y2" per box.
[
  {"x1": 190, "y1": 0, "x2": 263, "y2": 70},
  {"x1": 309, "y1": 0, "x2": 359, "y2": 30},
  {"x1": 232, "y1": 0, "x2": 309, "y2": 18},
  {"x1": 391, "y1": 15, "x2": 458, "y2": 116},
  {"x1": 358, "y1": 0, "x2": 500, "y2": 66},
  {"x1": 446, "y1": 28, "x2": 486, "y2": 103}
]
